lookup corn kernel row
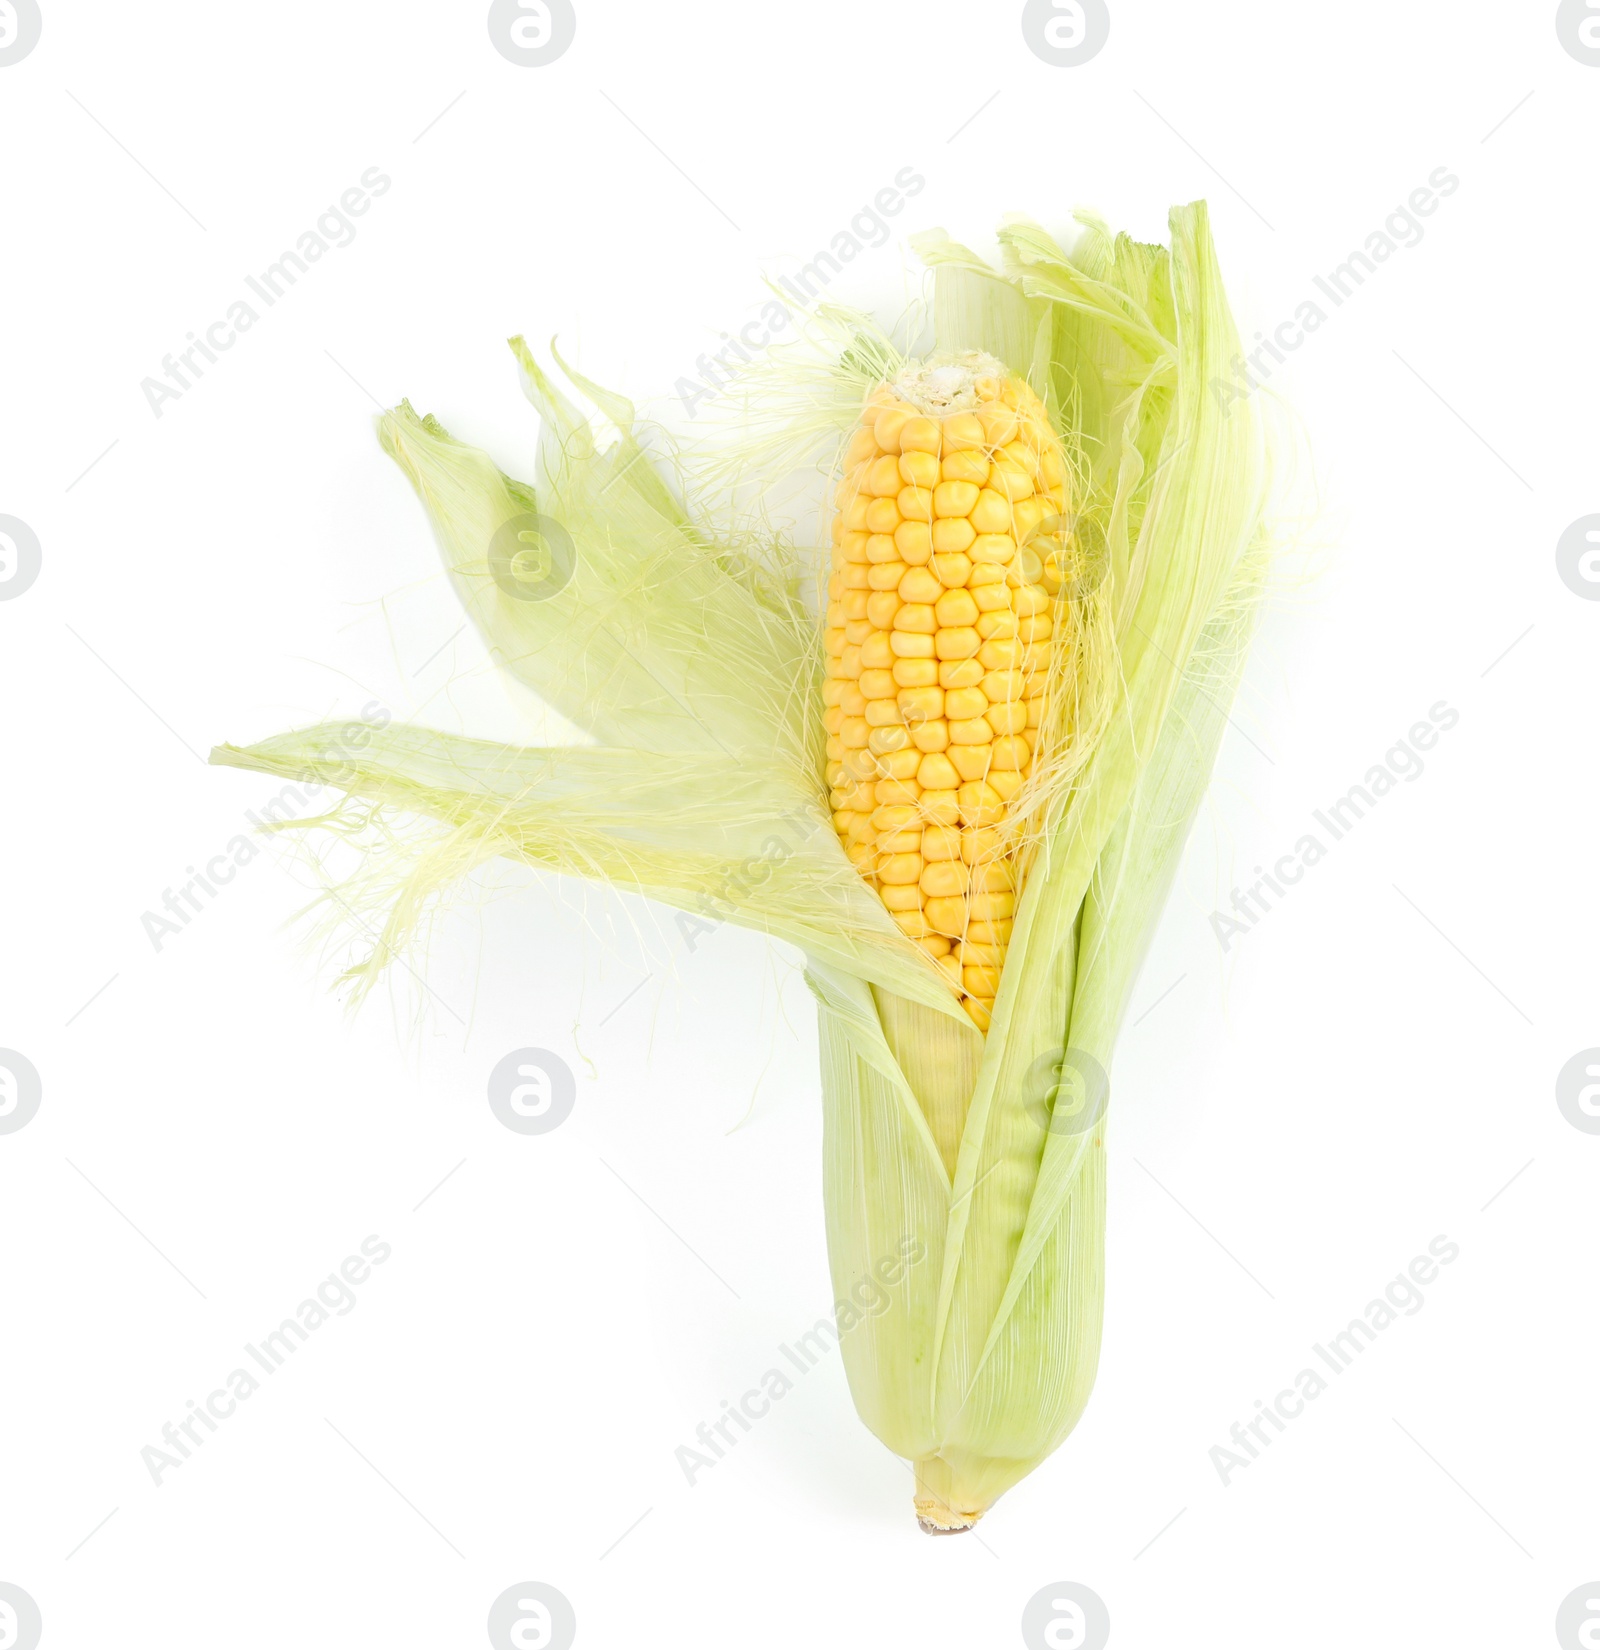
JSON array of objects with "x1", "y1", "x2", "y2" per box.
[{"x1": 822, "y1": 365, "x2": 1072, "y2": 1032}]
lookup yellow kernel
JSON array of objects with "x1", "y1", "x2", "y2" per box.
[
  {"x1": 830, "y1": 808, "x2": 854, "y2": 834},
  {"x1": 881, "y1": 746, "x2": 922, "y2": 779},
  {"x1": 950, "y1": 742, "x2": 993, "y2": 780},
  {"x1": 893, "y1": 909, "x2": 934, "y2": 938},
  {"x1": 898, "y1": 566, "x2": 943, "y2": 603},
  {"x1": 956, "y1": 940, "x2": 1004, "y2": 967},
  {"x1": 1012, "y1": 497, "x2": 1050, "y2": 543},
  {"x1": 989, "y1": 769, "x2": 1025, "y2": 801},
  {"x1": 910, "y1": 719, "x2": 950, "y2": 752},
  {"x1": 840, "y1": 530, "x2": 872, "y2": 563},
  {"x1": 937, "y1": 954, "x2": 963, "y2": 986},
  {"x1": 873, "y1": 406, "x2": 913, "y2": 452},
  {"x1": 931, "y1": 517, "x2": 977, "y2": 553},
  {"x1": 893, "y1": 519, "x2": 933, "y2": 564},
  {"x1": 897, "y1": 485, "x2": 935, "y2": 523},
  {"x1": 864, "y1": 454, "x2": 902, "y2": 497},
  {"x1": 1039, "y1": 445, "x2": 1066, "y2": 488},
  {"x1": 942, "y1": 413, "x2": 985, "y2": 452},
  {"x1": 1017, "y1": 615, "x2": 1053, "y2": 643},
  {"x1": 845, "y1": 619, "x2": 872, "y2": 645},
  {"x1": 865, "y1": 533, "x2": 900, "y2": 564},
  {"x1": 917, "y1": 933, "x2": 952, "y2": 959},
  {"x1": 977, "y1": 403, "x2": 1020, "y2": 445},
  {"x1": 1013, "y1": 584, "x2": 1051, "y2": 617},
  {"x1": 973, "y1": 585, "x2": 1013, "y2": 617},
  {"x1": 960, "y1": 827, "x2": 1005, "y2": 864},
  {"x1": 967, "y1": 918, "x2": 1013, "y2": 944},
  {"x1": 930, "y1": 552, "x2": 973, "y2": 588},
  {"x1": 925, "y1": 895, "x2": 969, "y2": 937},
  {"x1": 899, "y1": 415, "x2": 942, "y2": 456},
  {"x1": 877, "y1": 852, "x2": 924, "y2": 886},
  {"x1": 865, "y1": 591, "x2": 901, "y2": 628},
  {"x1": 935, "y1": 626, "x2": 983, "y2": 661},
  {"x1": 841, "y1": 497, "x2": 872, "y2": 534},
  {"x1": 871, "y1": 803, "x2": 920, "y2": 833},
  {"x1": 918, "y1": 790, "x2": 961, "y2": 827},
  {"x1": 880, "y1": 882, "x2": 924, "y2": 911},
  {"x1": 844, "y1": 563, "x2": 873, "y2": 590},
  {"x1": 842, "y1": 716, "x2": 870, "y2": 748},
  {"x1": 859, "y1": 632, "x2": 892, "y2": 669},
  {"x1": 890, "y1": 631, "x2": 934, "y2": 658},
  {"x1": 963, "y1": 964, "x2": 1002, "y2": 996},
  {"x1": 865, "y1": 498, "x2": 900, "y2": 534},
  {"x1": 898, "y1": 684, "x2": 944, "y2": 725},
  {"x1": 841, "y1": 590, "x2": 869, "y2": 621},
  {"x1": 922, "y1": 826, "x2": 963, "y2": 863},
  {"x1": 941, "y1": 449, "x2": 991, "y2": 485},
  {"x1": 948, "y1": 717, "x2": 993, "y2": 745},
  {"x1": 868, "y1": 726, "x2": 909, "y2": 754},
  {"x1": 987, "y1": 701, "x2": 1029, "y2": 736},
  {"x1": 969, "y1": 533, "x2": 1016, "y2": 564},
  {"x1": 876, "y1": 828, "x2": 922, "y2": 854},
  {"x1": 970, "y1": 859, "x2": 1015, "y2": 892},
  {"x1": 958, "y1": 782, "x2": 1005, "y2": 827},
  {"x1": 892, "y1": 657, "x2": 938, "y2": 687},
  {"x1": 970, "y1": 890, "x2": 1016, "y2": 920},
  {"x1": 893, "y1": 603, "x2": 937, "y2": 634},
  {"x1": 866, "y1": 561, "x2": 906, "y2": 591},
  {"x1": 841, "y1": 682, "x2": 867, "y2": 715},
  {"x1": 898, "y1": 450, "x2": 941, "y2": 489},
  {"x1": 859, "y1": 667, "x2": 896, "y2": 699},
  {"x1": 990, "y1": 734, "x2": 1031, "y2": 769},
  {"x1": 822, "y1": 677, "x2": 845, "y2": 707},
  {"x1": 921, "y1": 859, "x2": 971, "y2": 898},
  {"x1": 977, "y1": 611, "x2": 1017, "y2": 641},
  {"x1": 916, "y1": 752, "x2": 960, "y2": 791},
  {"x1": 962, "y1": 997, "x2": 993, "y2": 1032},
  {"x1": 969, "y1": 490, "x2": 1013, "y2": 534},
  {"x1": 939, "y1": 657, "x2": 985, "y2": 690},
  {"x1": 944, "y1": 686, "x2": 988, "y2": 720},
  {"x1": 932, "y1": 480, "x2": 980, "y2": 518},
  {"x1": 935, "y1": 588, "x2": 980, "y2": 628},
  {"x1": 1026, "y1": 696, "x2": 1044, "y2": 728},
  {"x1": 979, "y1": 637, "x2": 1024, "y2": 670},
  {"x1": 999, "y1": 441, "x2": 1040, "y2": 479},
  {"x1": 864, "y1": 698, "x2": 903, "y2": 727}
]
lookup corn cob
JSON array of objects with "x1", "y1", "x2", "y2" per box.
[{"x1": 822, "y1": 355, "x2": 1071, "y2": 1032}]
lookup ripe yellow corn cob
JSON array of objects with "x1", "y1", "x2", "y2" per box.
[{"x1": 821, "y1": 355, "x2": 1071, "y2": 1031}]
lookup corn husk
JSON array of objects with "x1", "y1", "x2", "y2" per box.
[{"x1": 214, "y1": 201, "x2": 1272, "y2": 1529}]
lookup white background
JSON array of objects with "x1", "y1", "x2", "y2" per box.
[{"x1": 2, "y1": 2, "x2": 1597, "y2": 1646}]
